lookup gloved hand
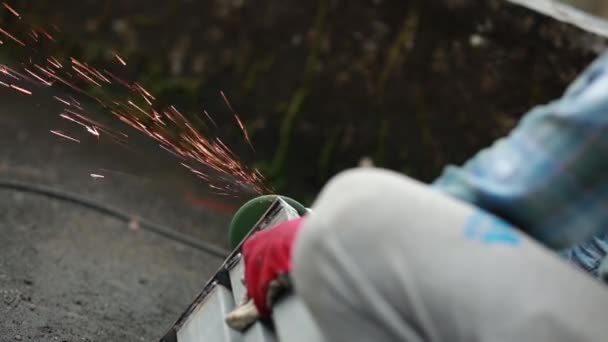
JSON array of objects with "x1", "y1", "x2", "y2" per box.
[{"x1": 242, "y1": 217, "x2": 305, "y2": 318}]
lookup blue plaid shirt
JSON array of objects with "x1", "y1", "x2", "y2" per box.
[{"x1": 433, "y1": 52, "x2": 608, "y2": 276}]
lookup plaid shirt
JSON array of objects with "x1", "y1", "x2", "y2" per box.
[{"x1": 433, "y1": 52, "x2": 608, "y2": 275}]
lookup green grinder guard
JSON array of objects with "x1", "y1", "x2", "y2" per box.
[{"x1": 228, "y1": 195, "x2": 307, "y2": 250}]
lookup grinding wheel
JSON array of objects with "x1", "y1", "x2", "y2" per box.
[{"x1": 228, "y1": 195, "x2": 307, "y2": 250}]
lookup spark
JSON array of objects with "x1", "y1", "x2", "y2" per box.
[
  {"x1": 87, "y1": 126, "x2": 100, "y2": 137},
  {"x1": 35, "y1": 64, "x2": 87, "y2": 95},
  {"x1": 0, "y1": 12, "x2": 268, "y2": 195},
  {"x1": 38, "y1": 28, "x2": 55, "y2": 41},
  {"x1": 133, "y1": 83, "x2": 155, "y2": 100},
  {"x1": 90, "y1": 68, "x2": 111, "y2": 84},
  {"x1": 71, "y1": 58, "x2": 110, "y2": 83},
  {"x1": 0, "y1": 65, "x2": 19, "y2": 80},
  {"x1": 128, "y1": 100, "x2": 153, "y2": 119},
  {"x1": 114, "y1": 53, "x2": 127, "y2": 66},
  {"x1": 221, "y1": 91, "x2": 255, "y2": 151},
  {"x1": 203, "y1": 110, "x2": 217, "y2": 127},
  {"x1": 60, "y1": 113, "x2": 89, "y2": 129},
  {"x1": 0, "y1": 27, "x2": 24, "y2": 46},
  {"x1": 233, "y1": 113, "x2": 255, "y2": 151},
  {"x1": 160, "y1": 144, "x2": 184, "y2": 159},
  {"x1": 24, "y1": 68, "x2": 52, "y2": 86},
  {"x1": 254, "y1": 168, "x2": 265, "y2": 180},
  {"x1": 50, "y1": 130, "x2": 80, "y2": 143},
  {"x1": 68, "y1": 96, "x2": 81, "y2": 106},
  {"x1": 90, "y1": 173, "x2": 104, "y2": 179},
  {"x1": 103, "y1": 69, "x2": 131, "y2": 88},
  {"x1": 64, "y1": 108, "x2": 115, "y2": 135},
  {"x1": 208, "y1": 184, "x2": 226, "y2": 191},
  {"x1": 220, "y1": 91, "x2": 235, "y2": 113},
  {"x1": 3, "y1": 2, "x2": 20, "y2": 18},
  {"x1": 152, "y1": 110, "x2": 164, "y2": 124},
  {"x1": 72, "y1": 65, "x2": 102, "y2": 86},
  {"x1": 216, "y1": 138, "x2": 237, "y2": 158},
  {"x1": 141, "y1": 95, "x2": 152, "y2": 105},
  {"x1": 9, "y1": 84, "x2": 32, "y2": 95},
  {"x1": 3, "y1": 65, "x2": 36, "y2": 82},
  {"x1": 53, "y1": 96, "x2": 71, "y2": 106},
  {"x1": 47, "y1": 57, "x2": 62, "y2": 69}
]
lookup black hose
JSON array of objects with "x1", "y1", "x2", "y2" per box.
[{"x1": 0, "y1": 179, "x2": 230, "y2": 259}]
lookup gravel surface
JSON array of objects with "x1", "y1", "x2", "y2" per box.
[{"x1": 0, "y1": 90, "x2": 242, "y2": 341}]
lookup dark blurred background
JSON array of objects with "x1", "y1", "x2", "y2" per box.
[{"x1": 0, "y1": 0, "x2": 606, "y2": 203}]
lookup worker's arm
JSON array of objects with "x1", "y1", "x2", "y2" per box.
[
  {"x1": 433, "y1": 52, "x2": 608, "y2": 251},
  {"x1": 240, "y1": 52, "x2": 608, "y2": 318}
]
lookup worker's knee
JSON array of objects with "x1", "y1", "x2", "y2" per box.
[
  {"x1": 292, "y1": 168, "x2": 425, "y2": 293},
  {"x1": 301, "y1": 167, "x2": 444, "y2": 243},
  {"x1": 293, "y1": 167, "x2": 475, "y2": 294}
]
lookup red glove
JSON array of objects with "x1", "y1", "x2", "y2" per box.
[{"x1": 242, "y1": 217, "x2": 305, "y2": 317}]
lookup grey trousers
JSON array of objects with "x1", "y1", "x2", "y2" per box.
[{"x1": 292, "y1": 168, "x2": 608, "y2": 342}]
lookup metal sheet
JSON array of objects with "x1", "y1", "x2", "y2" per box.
[
  {"x1": 176, "y1": 284, "x2": 242, "y2": 342},
  {"x1": 168, "y1": 198, "x2": 314, "y2": 342},
  {"x1": 273, "y1": 295, "x2": 325, "y2": 342},
  {"x1": 229, "y1": 259, "x2": 277, "y2": 342}
]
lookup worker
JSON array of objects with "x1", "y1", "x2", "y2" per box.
[{"x1": 242, "y1": 51, "x2": 608, "y2": 341}]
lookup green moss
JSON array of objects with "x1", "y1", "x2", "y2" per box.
[
  {"x1": 269, "y1": 87, "x2": 308, "y2": 176},
  {"x1": 318, "y1": 128, "x2": 341, "y2": 180},
  {"x1": 375, "y1": 9, "x2": 419, "y2": 106},
  {"x1": 242, "y1": 54, "x2": 275, "y2": 94},
  {"x1": 268, "y1": 0, "x2": 329, "y2": 178}
]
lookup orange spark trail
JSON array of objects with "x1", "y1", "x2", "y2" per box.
[
  {"x1": 34, "y1": 64, "x2": 88, "y2": 95},
  {"x1": 220, "y1": 91, "x2": 255, "y2": 151},
  {"x1": 50, "y1": 130, "x2": 80, "y2": 143},
  {"x1": 24, "y1": 68, "x2": 52, "y2": 86},
  {"x1": 103, "y1": 69, "x2": 131, "y2": 88},
  {"x1": 60, "y1": 113, "x2": 88, "y2": 128},
  {"x1": 203, "y1": 110, "x2": 217, "y2": 127},
  {"x1": 219, "y1": 91, "x2": 234, "y2": 112},
  {"x1": 72, "y1": 65, "x2": 102, "y2": 86},
  {"x1": 0, "y1": 27, "x2": 25, "y2": 46},
  {"x1": 47, "y1": 57, "x2": 63, "y2": 69},
  {"x1": 71, "y1": 58, "x2": 110, "y2": 84},
  {"x1": 127, "y1": 100, "x2": 154, "y2": 119},
  {"x1": 114, "y1": 53, "x2": 127, "y2": 66},
  {"x1": 87, "y1": 126, "x2": 100, "y2": 137},
  {"x1": 233, "y1": 113, "x2": 255, "y2": 151},
  {"x1": 133, "y1": 83, "x2": 155, "y2": 100},
  {"x1": 9, "y1": 84, "x2": 32, "y2": 95},
  {"x1": 38, "y1": 28, "x2": 55, "y2": 41},
  {"x1": 0, "y1": 8, "x2": 269, "y2": 195},
  {"x1": 3, "y1": 2, "x2": 20, "y2": 18},
  {"x1": 0, "y1": 65, "x2": 19, "y2": 80},
  {"x1": 53, "y1": 96, "x2": 71, "y2": 106}
]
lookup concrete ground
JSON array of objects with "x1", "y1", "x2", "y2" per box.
[{"x1": 0, "y1": 89, "x2": 243, "y2": 341}]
